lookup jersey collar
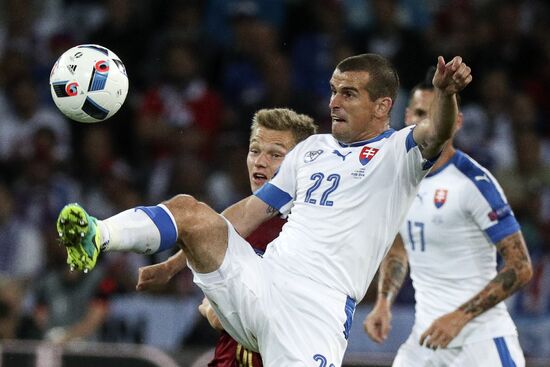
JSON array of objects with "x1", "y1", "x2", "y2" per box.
[
  {"x1": 336, "y1": 128, "x2": 396, "y2": 148},
  {"x1": 426, "y1": 150, "x2": 461, "y2": 177}
]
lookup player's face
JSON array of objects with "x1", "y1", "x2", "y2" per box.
[
  {"x1": 329, "y1": 69, "x2": 378, "y2": 143},
  {"x1": 247, "y1": 127, "x2": 296, "y2": 192},
  {"x1": 405, "y1": 89, "x2": 435, "y2": 126}
]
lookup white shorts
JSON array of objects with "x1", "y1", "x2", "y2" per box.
[
  {"x1": 191, "y1": 220, "x2": 355, "y2": 367},
  {"x1": 393, "y1": 334, "x2": 525, "y2": 367}
]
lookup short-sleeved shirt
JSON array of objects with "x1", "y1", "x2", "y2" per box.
[
  {"x1": 401, "y1": 150, "x2": 520, "y2": 346},
  {"x1": 255, "y1": 127, "x2": 432, "y2": 302}
]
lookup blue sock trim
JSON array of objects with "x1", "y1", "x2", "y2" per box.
[
  {"x1": 136, "y1": 206, "x2": 177, "y2": 252},
  {"x1": 494, "y1": 337, "x2": 517, "y2": 367}
]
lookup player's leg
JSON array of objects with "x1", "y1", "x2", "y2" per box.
[
  {"x1": 392, "y1": 335, "x2": 433, "y2": 367},
  {"x1": 163, "y1": 194, "x2": 228, "y2": 273},
  {"x1": 446, "y1": 335, "x2": 525, "y2": 367},
  {"x1": 192, "y1": 215, "x2": 267, "y2": 353},
  {"x1": 256, "y1": 269, "x2": 356, "y2": 366},
  {"x1": 57, "y1": 194, "x2": 228, "y2": 273}
]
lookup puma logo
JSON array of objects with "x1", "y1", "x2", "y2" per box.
[
  {"x1": 474, "y1": 174, "x2": 490, "y2": 182},
  {"x1": 332, "y1": 150, "x2": 351, "y2": 161}
]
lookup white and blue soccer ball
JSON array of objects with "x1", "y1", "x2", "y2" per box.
[{"x1": 49, "y1": 44, "x2": 129, "y2": 123}]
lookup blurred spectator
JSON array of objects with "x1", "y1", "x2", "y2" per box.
[
  {"x1": 31, "y1": 244, "x2": 111, "y2": 344},
  {"x1": 88, "y1": 0, "x2": 152, "y2": 90},
  {"x1": 0, "y1": 277, "x2": 40, "y2": 340},
  {"x1": 0, "y1": 77, "x2": 71, "y2": 165},
  {"x1": 474, "y1": 0, "x2": 542, "y2": 80},
  {"x1": 494, "y1": 129, "x2": 550, "y2": 248},
  {"x1": 349, "y1": 0, "x2": 431, "y2": 90},
  {"x1": 0, "y1": 48, "x2": 32, "y2": 118},
  {"x1": 290, "y1": 0, "x2": 352, "y2": 96},
  {"x1": 218, "y1": 6, "x2": 285, "y2": 132},
  {"x1": 0, "y1": 0, "x2": 35, "y2": 56},
  {"x1": 77, "y1": 125, "x2": 141, "y2": 217},
  {"x1": 148, "y1": 147, "x2": 210, "y2": 205},
  {"x1": 13, "y1": 127, "x2": 80, "y2": 230},
  {"x1": 136, "y1": 40, "x2": 223, "y2": 165},
  {"x1": 206, "y1": 134, "x2": 251, "y2": 211},
  {"x1": 204, "y1": 0, "x2": 285, "y2": 48},
  {"x1": 455, "y1": 70, "x2": 517, "y2": 170},
  {"x1": 0, "y1": 182, "x2": 45, "y2": 281}
]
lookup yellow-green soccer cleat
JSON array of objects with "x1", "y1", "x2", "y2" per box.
[{"x1": 56, "y1": 203, "x2": 102, "y2": 273}]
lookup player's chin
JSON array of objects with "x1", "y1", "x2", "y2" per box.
[
  {"x1": 331, "y1": 125, "x2": 351, "y2": 143},
  {"x1": 250, "y1": 178, "x2": 266, "y2": 192}
]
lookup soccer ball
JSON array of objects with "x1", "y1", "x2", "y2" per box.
[{"x1": 49, "y1": 44, "x2": 128, "y2": 123}]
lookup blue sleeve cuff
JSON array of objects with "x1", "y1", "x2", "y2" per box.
[
  {"x1": 255, "y1": 183, "x2": 293, "y2": 211},
  {"x1": 485, "y1": 215, "x2": 521, "y2": 244}
]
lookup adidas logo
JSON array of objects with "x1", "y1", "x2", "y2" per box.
[{"x1": 67, "y1": 64, "x2": 77, "y2": 74}]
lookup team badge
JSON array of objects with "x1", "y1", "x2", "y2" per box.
[
  {"x1": 359, "y1": 146, "x2": 379, "y2": 165},
  {"x1": 434, "y1": 189, "x2": 448, "y2": 208},
  {"x1": 304, "y1": 150, "x2": 323, "y2": 163}
]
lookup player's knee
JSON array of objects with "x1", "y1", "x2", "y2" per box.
[{"x1": 164, "y1": 194, "x2": 219, "y2": 237}]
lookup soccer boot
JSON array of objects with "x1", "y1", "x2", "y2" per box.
[{"x1": 56, "y1": 203, "x2": 102, "y2": 273}]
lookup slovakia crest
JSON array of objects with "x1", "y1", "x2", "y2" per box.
[
  {"x1": 359, "y1": 146, "x2": 379, "y2": 166},
  {"x1": 434, "y1": 189, "x2": 448, "y2": 208}
]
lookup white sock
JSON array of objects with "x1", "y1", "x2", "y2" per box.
[{"x1": 100, "y1": 204, "x2": 178, "y2": 254}]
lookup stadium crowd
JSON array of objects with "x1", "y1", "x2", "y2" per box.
[{"x1": 0, "y1": 0, "x2": 549, "y2": 360}]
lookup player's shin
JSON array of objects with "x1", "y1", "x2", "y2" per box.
[{"x1": 102, "y1": 204, "x2": 178, "y2": 254}]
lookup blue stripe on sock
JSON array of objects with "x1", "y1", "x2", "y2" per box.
[
  {"x1": 136, "y1": 206, "x2": 177, "y2": 252},
  {"x1": 494, "y1": 337, "x2": 517, "y2": 367}
]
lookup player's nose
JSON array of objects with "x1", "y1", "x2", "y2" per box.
[
  {"x1": 254, "y1": 153, "x2": 269, "y2": 167},
  {"x1": 329, "y1": 94, "x2": 341, "y2": 109}
]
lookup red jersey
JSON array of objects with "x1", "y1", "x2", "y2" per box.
[{"x1": 208, "y1": 217, "x2": 286, "y2": 367}]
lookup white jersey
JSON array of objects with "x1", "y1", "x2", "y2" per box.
[
  {"x1": 401, "y1": 150, "x2": 520, "y2": 347},
  {"x1": 255, "y1": 126, "x2": 432, "y2": 302}
]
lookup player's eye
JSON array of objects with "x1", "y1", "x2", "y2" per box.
[{"x1": 415, "y1": 110, "x2": 428, "y2": 118}]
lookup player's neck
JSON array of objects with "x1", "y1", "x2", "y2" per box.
[
  {"x1": 431, "y1": 144, "x2": 456, "y2": 172},
  {"x1": 352, "y1": 121, "x2": 391, "y2": 143}
]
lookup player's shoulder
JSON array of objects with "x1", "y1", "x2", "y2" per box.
[
  {"x1": 451, "y1": 151, "x2": 492, "y2": 179},
  {"x1": 387, "y1": 125, "x2": 416, "y2": 151},
  {"x1": 303, "y1": 133, "x2": 333, "y2": 144},
  {"x1": 449, "y1": 150, "x2": 502, "y2": 192},
  {"x1": 293, "y1": 133, "x2": 336, "y2": 152}
]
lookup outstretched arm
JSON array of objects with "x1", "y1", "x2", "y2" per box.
[
  {"x1": 222, "y1": 195, "x2": 278, "y2": 238},
  {"x1": 413, "y1": 56, "x2": 473, "y2": 159},
  {"x1": 419, "y1": 231, "x2": 532, "y2": 349},
  {"x1": 364, "y1": 235, "x2": 408, "y2": 343},
  {"x1": 136, "y1": 250, "x2": 188, "y2": 291}
]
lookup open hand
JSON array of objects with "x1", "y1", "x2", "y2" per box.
[
  {"x1": 419, "y1": 310, "x2": 469, "y2": 349},
  {"x1": 432, "y1": 56, "x2": 473, "y2": 95}
]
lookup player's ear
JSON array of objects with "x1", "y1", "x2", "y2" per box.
[{"x1": 375, "y1": 97, "x2": 392, "y2": 118}]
